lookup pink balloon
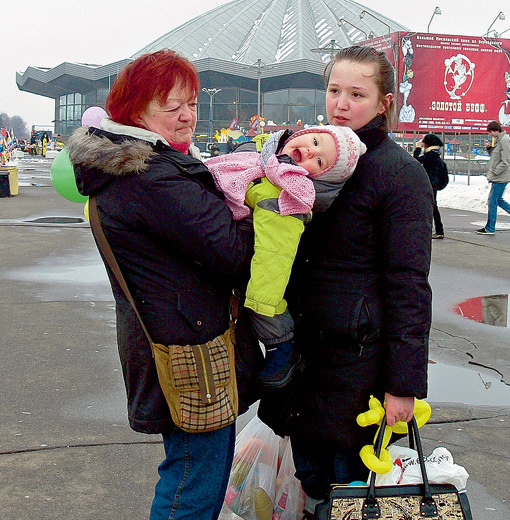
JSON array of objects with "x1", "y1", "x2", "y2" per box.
[{"x1": 81, "y1": 106, "x2": 108, "y2": 127}]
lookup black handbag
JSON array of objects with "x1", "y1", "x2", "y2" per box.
[{"x1": 316, "y1": 415, "x2": 473, "y2": 520}]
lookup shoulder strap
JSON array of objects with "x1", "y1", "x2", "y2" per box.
[{"x1": 88, "y1": 195, "x2": 155, "y2": 356}]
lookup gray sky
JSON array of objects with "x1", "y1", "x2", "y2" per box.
[{"x1": 2, "y1": 0, "x2": 508, "y2": 130}]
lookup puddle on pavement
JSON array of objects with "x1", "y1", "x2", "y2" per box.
[
  {"x1": 428, "y1": 362, "x2": 510, "y2": 406},
  {"x1": 453, "y1": 294, "x2": 509, "y2": 328},
  {"x1": 14, "y1": 262, "x2": 108, "y2": 284},
  {"x1": 26, "y1": 216, "x2": 86, "y2": 224},
  {"x1": 41, "y1": 264, "x2": 108, "y2": 283},
  {"x1": 4, "y1": 255, "x2": 112, "y2": 301}
]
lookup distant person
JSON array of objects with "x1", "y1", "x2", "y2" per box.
[
  {"x1": 210, "y1": 142, "x2": 220, "y2": 156},
  {"x1": 227, "y1": 136, "x2": 235, "y2": 153},
  {"x1": 41, "y1": 132, "x2": 49, "y2": 157},
  {"x1": 29, "y1": 131, "x2": 38, "y2": 155},
  {"x1": 55, "y1": 134, "x2": 65, "y2": 149},
  {"x1": 413, "y1": 133, "x2": 448, "y2": 239},
  {"x1": 476, "y1": 120, "x2": 510, "y2": 235}
]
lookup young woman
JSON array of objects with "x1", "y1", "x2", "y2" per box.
[{"x1": 260, "y1": 46, "x2": 434, "y2": 513}]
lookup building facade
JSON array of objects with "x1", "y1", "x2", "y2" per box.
[{"x1": 16, "y1": 0, "x2": 407, "y2": 140}]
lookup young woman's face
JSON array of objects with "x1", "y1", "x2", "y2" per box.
[
  {"x1": 326, "y1": 60, "x2": 393, "y2": 131},
  {"x1": 135, "y1": 82, "x2": 197, "y2": 144},
  {"x1": 281, "y1": 132, "x2": 337, "y2": 175}
]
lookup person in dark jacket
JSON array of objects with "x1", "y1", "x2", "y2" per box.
[
  {"x1": 413, "y1": 133, "x2": 445, "y2": 239},
  {"x1": 210, "y1": 141, "x2": 220, "y2": 156},
  {"x1": 227, "y1": 136, "x2": 235, "y2": 153},
  {"x1": 68, "y1": 50, "x2": 260, "y2": 520},
  {"x1": 259, "y1": 46, "x2": 433, "y2": 515}
]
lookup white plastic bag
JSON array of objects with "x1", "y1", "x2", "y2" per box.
[
  {"x1": 225, "y1": 416, "x2": 281, "y2": 520},
  {"x1": 375, "y1": 445, "x2": 469, "y2": 491},
  {"x1": 272, "y1": 437, "x2": 306, "y2": 520}
]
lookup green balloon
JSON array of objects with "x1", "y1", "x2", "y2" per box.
[{"x1": 50, "y1": 148, "x2": 88, "y2": 203}]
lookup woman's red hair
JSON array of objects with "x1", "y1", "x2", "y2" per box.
[{"x1": 106, "y1": 49, "x2": 199, "y2": 127}]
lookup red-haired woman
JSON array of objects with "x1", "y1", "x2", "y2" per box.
[{"x1": 68, "y1": 50, "x2": 260, "y2": 520}]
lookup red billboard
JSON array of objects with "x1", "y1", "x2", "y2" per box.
[{"x1": 367, "y1": 32, "x2": 510, "y2": 133}]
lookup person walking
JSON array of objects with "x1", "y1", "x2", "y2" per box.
[
  {"x1": 68, "y1": 49, "x2": 259, "y2": 520},
  {"x1": 413, "y1": 133, "x2": 446, "y2": 239},
  {"x1": 476, "y1": 120, "x2": 510, "y2": 235}
]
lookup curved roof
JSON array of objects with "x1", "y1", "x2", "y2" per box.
[{"x1": 132, "y1": 0, "x2": 408, "y2": 64}]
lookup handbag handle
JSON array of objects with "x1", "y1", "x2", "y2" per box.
[
  {"x1": 88, "y1": 195, "x2": 156, "y2": 356},
  {"x1": 363, "y1": 414, "x2": 439, "y2": 519}
]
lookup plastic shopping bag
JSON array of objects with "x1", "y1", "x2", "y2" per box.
[
  {"x1": 375, "y1": 444, "x2": 469, "y2": 491},
  {"x1": 225, "y1": 416, "x2": 281, "y2": 520},
  {"x1": 273, "y1": 437, "x2": 306, "y2": 520}
]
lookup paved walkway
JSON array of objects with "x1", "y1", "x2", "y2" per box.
[{"x1": 0, "y1": 158, "x2": 509, "y2": 519}]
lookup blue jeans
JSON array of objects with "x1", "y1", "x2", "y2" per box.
[
  {"x1": 150, "y1": 424, "x2": 235, "y2": 520},
  {"x1": 486, "y1": 182, "x2": 510, "y2": 233}
]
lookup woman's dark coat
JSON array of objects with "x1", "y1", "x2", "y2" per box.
[
  {"x1": 260, "y1": 117, "x2": 434, "y2": 449},
  {"x1": 68, "y1": 124, "x2": 261, "y2": 434},
  {"x1": 413, "y1": 146, "x2": 444, "y2": 191}
]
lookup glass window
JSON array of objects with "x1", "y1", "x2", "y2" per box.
[
  {"x1": 289, "y1": 89, "x2": 315, "y2": 105},
  {"x1": 289, "y1": 105, "x2": 315, "y2": 125},
  {"x1": 214, "y1": 89, "x2": 234, "y2": 103},
  {"x1": 264, "y1": 90, "x2": 288, "y2": 104},
  {"x1": 97, "y1": 89, "x2": 109, "y2": 104},
  {"x1": 198, "y1": 90, "x2": 209, "y2": 103},
  {"x1": 239, "y1": 89, "x2": 257, "y2": 103},
  {"x1": 60, "y1": 95, "x2": 67, "y2": 105},
  {"x1": 59, "y1": 106, "x2": 66, "y2": 122},
  {"x1": 199, "y1": 103, "x2": 211, "y2": 121},
  {"x1": 67, "y1": 93, "x2": 74, "y2": 104},
  {"x1": 74, "y1": 105, "x2": 83, "y2": 121},
  {"x1": 83, "y1": 91, "x2": 97, "y2": 105},
  {"x1": 316, "y1": 105, "x2": 326, "y2": 122},
  {"x1": 237, "y1": 103, "x2": 258, "y2": 122},
  {"x1": 75, "y1": 93, "x2": 82, "y2": 104},
  {"x1": 264, "y1": 105, "x2": 288, "y2": 124},
  {"x1": 215, "y1": 104, "x2": 236, "y2": 121}
]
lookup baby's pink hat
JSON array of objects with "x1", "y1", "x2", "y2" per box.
[{"x1": 284, "y1": 125, "x2": 366, "y2": 184}]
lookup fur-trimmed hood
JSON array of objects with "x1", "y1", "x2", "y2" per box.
[
  {"x1": 68, "y1": 126, "x2": 156, "y2": 177},
  {"x1": 68, "y1": 120, "x2": 204, "y2": 196},
  {"x1": 68, "y1": 122, "x2": 162, "y2": 196}
]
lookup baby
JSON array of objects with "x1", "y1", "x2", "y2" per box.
[{"x1": 207, "y1": 126, "x2": 366, "y2": 389}]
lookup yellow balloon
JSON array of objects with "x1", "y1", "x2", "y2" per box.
[
  {"x1": 357, "y1": 396, "x2": 432, "y2": 472},
  {"x1": 360, "y1": 444, "x2": 393, "y2": 474},
  {"x1": 356, "y1": 395, "x2": 384, "y2": 427}
]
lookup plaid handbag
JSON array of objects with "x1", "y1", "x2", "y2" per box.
[
  {"x1": 89, "y1": 196, "x2": 238, "y2": 433},
  {"x1": 152, "y1": 329, "x2": 238, "y2": 432},
  {"x1": 316, "y1": 416, "x2": 473, "y2": 520}
]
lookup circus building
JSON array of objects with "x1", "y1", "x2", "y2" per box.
[{"x1": 16, "y1": 0, "x2": 406, "y2": 141}]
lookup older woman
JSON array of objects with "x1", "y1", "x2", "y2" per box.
[{"x1": 68, "y1": 50, "x2": 259, "y2": 520}]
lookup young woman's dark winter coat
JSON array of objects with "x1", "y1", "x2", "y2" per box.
[{"x1": 260, "y1": 116, "x2": 433, "y2": 449}]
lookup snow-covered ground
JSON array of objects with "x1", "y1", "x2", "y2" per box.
[{"x1": 437, "y1": 174, "x2": 510, "y2": 218}]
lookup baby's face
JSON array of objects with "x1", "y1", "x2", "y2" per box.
[{"x1": 281, "y1": 132, "x2": 337, "y2": 175}]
